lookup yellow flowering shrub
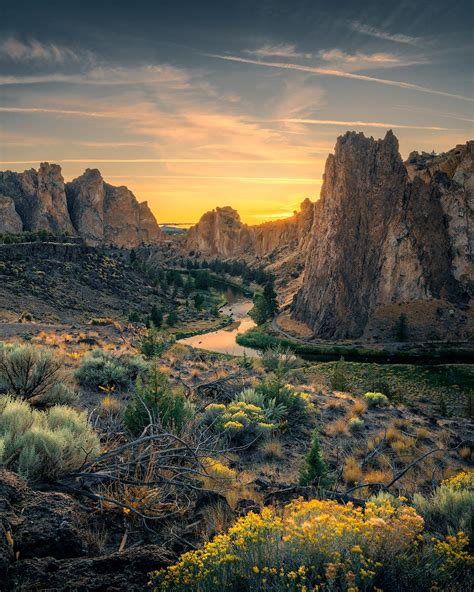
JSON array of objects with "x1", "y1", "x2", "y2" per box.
[
  {"x1": 442, "y1": 471, "x2": 473, "y2": 491},
  {"x1": 150, "y1": 498, "x2": 426, "y2": 591},
  {"x1": 201, "y1": 400, "x2": 276, "y2": 444}
]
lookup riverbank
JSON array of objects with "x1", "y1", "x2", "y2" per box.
[
  {"x1": 236, "y1": 324, "x2": 474, "y2": 364},
  {"x1": 178, "y1": 300, "x2": 258, "y2": 356}
]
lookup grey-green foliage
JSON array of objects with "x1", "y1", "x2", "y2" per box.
[
  {"x1": 261, "y1": 345, "x2": 299, "y2": 375},
  {"x1": 413, "y1": 480, "x2": 474, "y2": 539},
  {"x1": 235, "y1": 388, "x2": 287, "y2": 422},
  {"x1": 0, "y1": 394, "x2": 100, "y2": 481},
  {"x1": 0, "y1": 343, "x2": 76, "y2": 407},
  {"x1": 75, "y1": 349, "x2": 148, "y2": 390}
]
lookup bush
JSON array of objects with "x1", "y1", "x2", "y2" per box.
[
  {"x1": 0, "y1": 395, "x2": 100, "y2": 481},
  {"x1": 150, "y1": 497, "x2": 431, "y2": 592},
  {"x1": 0, "y1": 343, "x2": 74, "y2": 407},
  {"x1": 235, "y1": 388, "x2": 286, "y2": 422},
  {"x1": 123, "y1": 367, "x2": 191, "y2": 435},
  {"x1": 299, "y1": 428, "x2": 328, "y2": 486},
  {"x1": 330, "y1": 357, "x2": 350, "y2": 391},
  {"x1": 348, "y1": 416, "x2": 365, "y2": 433},
  {"x1": 364, "y1": 391, "x2": 389, "y2": 408},
  {"x1": 201, "y1": 400, "x2": 276, "y2": 445},
  {"x1": 256, "y1": 376, "x2": 309, "y2": 420},
  {"x1": 413, "y1": 472, "x2": 474, "y2": 539},
  {"x1": 261, "y1": 345, "x2": 298, "y2": 375},
  {"x1": 75, "y1": 350, "x2": 148, "y2": 390},
  {"x1": 139, "y1": 326, "x2": 174, "y2": 359}
]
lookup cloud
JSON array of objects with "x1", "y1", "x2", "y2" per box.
[
  {"x1": 0, "y1": 64, "x2": 190, "y2": 87},
  {"x1": 0, "y1": 36, "x2": 85, "y2": 63},
  {"x1": 350, "y1": 22, "x2": 422, "y2": 46},
  {"x1": 205, "y1": 53, "x2": 474, "y2": 102},
  {"x1": 280, "y1": 118, "x2": 454, "y2": 131},
  {"x1": 0, "y1": 106, "x2": 112, "y2": 117},
  {"x1": 317, "y1": 48, "x2": 428, "y2": 71},
  {"x1": 243, "y1": 43, "x2": 312, "y2": 59},
  {"x1": 320, "y1": 49, "x2": 401, "y2": 64}
]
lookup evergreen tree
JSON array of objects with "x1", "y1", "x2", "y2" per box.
[
  {"x1": 299, "y1": 429, "x2": 328, "y2": 486},
  {"x1": 263, "y1": 281, "x2": 279, "y2": 317},
  {"x1": 249, "y1": 293, "x2": 269, "y2": 325},
  {"x1": 395, "y1": 313, "x2": 408, "y2": 341},
  {"x1": 150, "y1": 304, "x2": 163, "y2": 328},
  {"x1": 167, "y1": 310, "x2": 178, "y2": 327}
]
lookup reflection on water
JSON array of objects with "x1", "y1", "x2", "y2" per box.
[{"x1": 179, "y1": 299, "x2": 259, "y2": 357}]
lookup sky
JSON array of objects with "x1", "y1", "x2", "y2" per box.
[{"x1": 0, "y1": 0, "x2": 473, "y2": 224}]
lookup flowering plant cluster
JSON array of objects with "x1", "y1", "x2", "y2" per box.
[
  {"x1": 202, "y1": 401, "x2": 276, "y2": 443},
  {"x1": 150, "y1": 496, "x2": 473, "y2": 591}
]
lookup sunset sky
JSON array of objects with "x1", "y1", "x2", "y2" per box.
[{"x1": 0, "y1": 0, "x2": 472, "y2": 224}]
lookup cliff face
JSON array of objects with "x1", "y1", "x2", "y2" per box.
[
  {"x1": 292, "y1": 132, "x2": 473, "y2": 339},
  {"x1": 0, "y1": 194, "x2": 23, "y2": 233},
  {"x1": 0, "y1": 164, "x2": 75, "y2": 234},
  {"x1": 0, "y1": 164, "x2": 162, "y2": 248},
  {"x1": 186, "y1": 206, "x2": 255, "y2": 257},
  {"x1": 186, "y1": 199, "x2": 315, "y2": 259}
]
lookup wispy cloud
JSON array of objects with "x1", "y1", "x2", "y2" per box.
[
  {"x1": 0, "y1": 64, "x2": 191, "y2": 87},
  {"x1": 0, "y1": 106, "x2": 112, "y2": 117},
  {"x1": 205, "y1": 53, "x2": 473, "y2": 102},
  {"x1": 0, "y1": 158, "x2": 315, "y2": 165},
  {"x1": 243, "y1": 43, "x2": 312, "y2": 59},
  {"x1": 350, "y1": 22, "x2": 422, "y2": 46},
  {"x1": 280, "y1": 118, "x2": 455, "y2": 131},
  {"x1": 392, "y1": 105, "x2": 474, "y2": 124},
  {"x1": 0, "y1": 36, "x2": 86, "y2": 63},
  {"x1": 317, "y1": 48, "x2": 428, "y2": 71},
  {"x1": 105, "y1": 175, "x2": 322, "y2": 185}
]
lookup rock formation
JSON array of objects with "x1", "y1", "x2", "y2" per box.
[
  {"x1": 185, "y1": 200, "x2": 316, "y2": 301},
  {"x1": 292, "y1": 132, "x2": 473, "y2": 339},
  {"x1": 186, "y1": 206, "x2": 255, "y2": 257},
  {"x1": 186, "y1": 200, "x2": 315, "y2": 261},
  {"x1": 0, "y1": 163, "x2": 74, "y2": 235},
  {"x1": 0, "y1": 194, "x2": 23, "y2": 233},
  {"x1": 0, "y1": 164, "x2": 163, "y2": 248}
]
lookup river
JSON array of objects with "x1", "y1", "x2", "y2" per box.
[{"x1": 178, "y1": 299, "x2": 259, "y2": 357}]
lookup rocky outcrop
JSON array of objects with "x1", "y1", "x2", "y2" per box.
[
  {"x1": 186, "y1": 206, "x2": 254, "y2": 257},
  {"x1": 0, "y1": 164, "x2": 163, "y2": 247},
  {"x1": 0, "y1": 164, "x2": 75, "y2": 234},
  {"x1": 0, "y1": 194, "x2": 23, "y2": 233},
  {"x1": 292, "y1": 132, "x2": 473, "y2": 339},
  {"x1": 0, "y1": 470, "x2": 169, "y2": 591},
  {"x1": 65, "y1": 168, "x2": 105, "y2": 243},
  {"x1": 186, "y1": 201, "x2": 315, "y2": 261}
]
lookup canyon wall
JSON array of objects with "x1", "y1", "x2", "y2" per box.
[
  {"x1": 0, "y1": 164, "x2": 162, "y2": 248},
  {"x1": 186, "y1": 198, "x2": 315, "y2": 260},
  {"x1": 292, "y1": 132, "x2": 473, "y2": 339},
  {"x1": 185, "y1": 132, "x2": 473, "y2": 340}
]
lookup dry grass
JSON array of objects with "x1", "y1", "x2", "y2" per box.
[
  {"x1": 327, "y1": 419, "x2": 349, "y2": 436},
  {"x1": 392, "y1": 418, "x2": 409, "y2": 429},
  {"x1": 458, "y1": 446, "x2": 472, "y2": 460},
  {"x1": 98, "y1": 395, "x2": 122, "y2": 417},
  {"x1": 351, "y1": 399, "x2": 368, "y2": 416},
  {"x1": 343, "y1": 456, "x2": 363, "y2": 485},
  {"x1": 363, "y1": 468, "x2": 394, "y2": 485},
  {"x1": 415, "y1": 426, "x2": 429, "y2": 440},
  {"x1": 199, "y1": 502, "x2": 234, "y2": 540},
  {"x1": 327, "y1": 400, "x2": 347, "y2": 413},
  {"x1": 190, "y1": 368, "x2": 201, "y2": 381},
  {"x1": 259, "y1": 439, "x2": 284, "y2": 460},
  {"x1": 386, "y1": 425, "x2": 402, "y2": 443}
]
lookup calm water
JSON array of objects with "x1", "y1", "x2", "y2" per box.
[{"x1": 179, "y1": 299, "x2": 259, "y2": 357}]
